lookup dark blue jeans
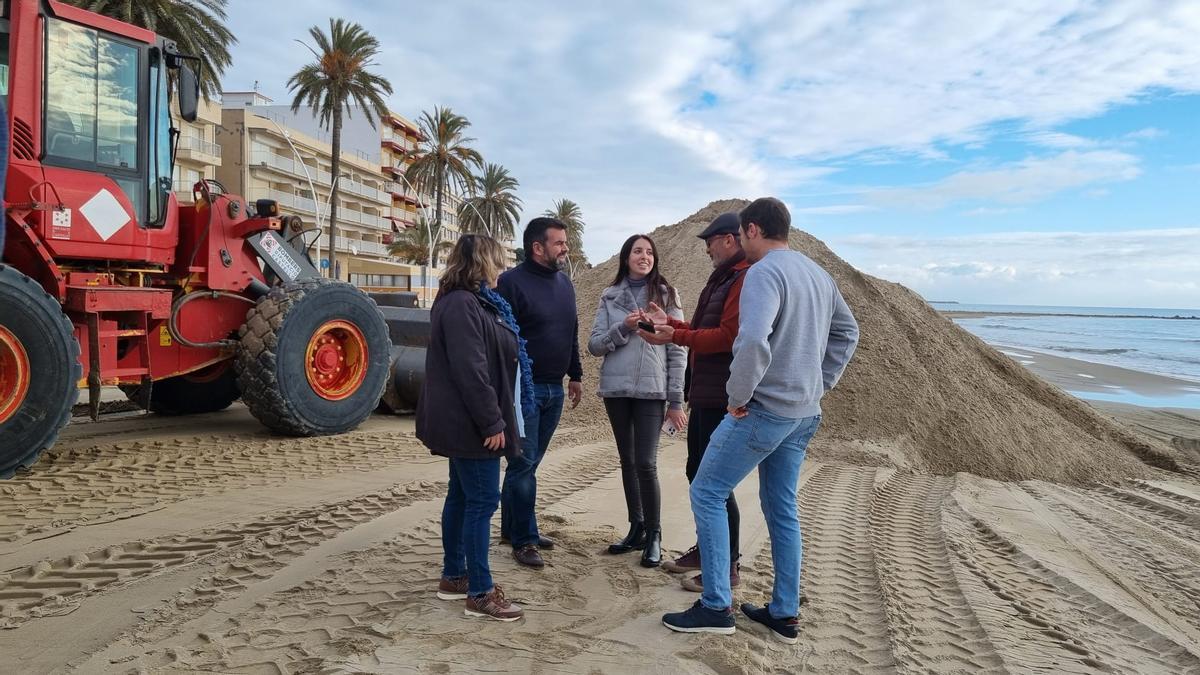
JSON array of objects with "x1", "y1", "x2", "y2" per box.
[
  {"x1": 501, "y1": 382, "x2": 564, "y2": 548},
  {"x1": 442, "y1": 456, "x2": 502, "y2": 597}
]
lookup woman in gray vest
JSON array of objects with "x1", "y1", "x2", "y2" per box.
[{"x1": 588, "y1": 234, "x2": 687, "y2": 567}]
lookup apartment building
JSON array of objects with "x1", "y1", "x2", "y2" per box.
[
  {"x1": 379, "y1": 110, "x2": 475, "y2": 297},
  {"x1": 172, "y1": 98, "x2": 222, "y2": 203},
  {"x1": 215, "y1": 92, "x2": 416, "y2": 291},
  {"x1": 213, "y1": 93, "x2": 502, "y2": 304}
]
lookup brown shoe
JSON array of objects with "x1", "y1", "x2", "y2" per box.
[
  {"x1": 464, "y1": 585, "x2": 524, "y2": 622},
  {"x1": 437, "y1": 575, "x2": 468, "y2": 600},
  {"x1": 681, "y1": 563, "x2": 740, "y2": 593},
  {"x1": 513, "y1": 545, "x2": 545, "y2": 568},
  {"x1": 663, "y1": 545, "x2": 701, "y2": 573}
]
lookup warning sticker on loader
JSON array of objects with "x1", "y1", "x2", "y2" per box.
[
  {"x1": 51, "y1": 208, "x2": 73, "y2": 240},
  {"x1": 259, "y1": 231, "x2": 302, "y2": 281}
]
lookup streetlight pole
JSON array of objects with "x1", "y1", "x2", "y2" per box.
[
  {"x1": 392, "y1": 171, "x2": 438, "y2": 306},
  {"x1": 254, "y1": 113, "x2": 326, "y2": 277}
]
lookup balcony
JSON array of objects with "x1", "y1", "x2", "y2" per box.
[
  {"x1": 248, "y1": 188, "x2": 318, "y2": 215},
  {"x1": 333, "y1": 209, "x2": 392, "y2": 231},
  {"x1": 316, "y1": 234, "x2": 392, "y2": 257},
  {"x1": 176, "y1": 135, "x2": 222, "y2": 165}
]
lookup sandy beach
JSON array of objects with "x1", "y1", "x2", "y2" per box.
[
  {"x1": 993, "y1": 341, "x2": 1200, "y2": 398},
  {"x1": 2, "y1": 203, "x2": 1198, "y2": 673},
  {"x1": 0, "y1": 393, "x2": 1194, "y2": 673}
]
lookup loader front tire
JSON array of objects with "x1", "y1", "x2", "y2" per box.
[
  {"x1": 236, "y1": 278, "x2": 389, "y2": 436},
  {"x1": 0, "y1": 264, "x2": 79, "y2": 478}
]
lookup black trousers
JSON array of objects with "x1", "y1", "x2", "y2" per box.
[
  {"x1": 687, "y1": 406, "x2": 741, "y2": 560},
  {"x1": 603, "y1": 397, "x2": 665, "y2": 531}
]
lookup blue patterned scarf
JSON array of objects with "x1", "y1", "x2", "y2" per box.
[{"x1": 480, "y1": 282, "x2": 535, "y2": 420}]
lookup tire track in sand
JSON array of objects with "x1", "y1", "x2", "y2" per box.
[
  {"x1": 101, "y1": 441, "x2": 626, "y2": 673},
  {"x1": 1022, "y1": 482, "x2": 1200, "y2": 636},
  {"x1": 783, "y1": 464, "x2": 896, "y2": 673},
  {"x1": 1068, "y1": 484, "x2": 1200, "y2": 549},
  {"x1": 1130, "y1": 480, "x2": 1200, "y2": 517},
  {"x1": 869, "y1": 474, "x2": 1006, "y2": 673},
  {"x1": 0, "y1": 480, "x2": 445, "y2": 628},
  {"x1": 0, "y1": 431, "x2": 430, "y2": 543},
  {"x1": 944, "y1": 501, "x2": 1200, "y2": 673}
]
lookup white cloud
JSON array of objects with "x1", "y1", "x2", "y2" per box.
[
  {"x1": 217, "y1": 1, "x2": 1200, "y2": 264},
  {"x1": 835, "y1": 228, "x2": 1200, "y2": 308},
  {"x1": 867, "y1": 151, "x2": 1140, "y2": 209}
]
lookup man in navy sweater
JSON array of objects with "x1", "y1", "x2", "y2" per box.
[{"x1": 497, "y1": 217, "x2": 584, "y2": 568}]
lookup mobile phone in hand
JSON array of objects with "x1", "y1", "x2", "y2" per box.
[
  {"x1": 661, "y1": 420, "x2": 677, "y2": 436},
  {"x1": 637, "y1": 320, "x2": 656, "y2": 332}
]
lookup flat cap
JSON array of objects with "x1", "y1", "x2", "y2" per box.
[{"x1": 697, "y1": 212, "x2": 741, "y2": 240}]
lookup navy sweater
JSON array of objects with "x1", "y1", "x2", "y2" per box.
[{"x1": 497, "y1": 260, "x2": 584, "y2": 384}]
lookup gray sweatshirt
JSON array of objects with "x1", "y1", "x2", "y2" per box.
[{"x1": 727, "y1": 248, "x2": 859, "y2": 418}]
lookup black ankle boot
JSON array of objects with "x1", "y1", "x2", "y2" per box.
[
  {"x1": 640, "y1": 528, "x2": 662, "y2": 567},
  {"x1": 608, "y1": 522, "x2": 647, "y2": 554}
]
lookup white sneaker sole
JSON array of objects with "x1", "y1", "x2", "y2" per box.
[
  {"x1": 465, "y1": 608, "x2": 523, "y2": 622},
  {"x1": 662, "y1": 620, "x2": 736, "y2": 635},
  {"x1": 436, "y1": 591, "x2": 467, "y2": 600}
]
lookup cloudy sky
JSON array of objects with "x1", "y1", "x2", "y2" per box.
[{"x1": 222, "y1": 1, "x2": 1200, "y2": 309}]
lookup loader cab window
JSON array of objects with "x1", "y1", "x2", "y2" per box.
[
  {"x1": 146, "y1": 47, "x2": 171, "y2": 225},
  {"x1": 0, "y1": 31, "x2": 9, "y2": 97},
  {"x1": 43, "y1": 19, "x2": 144, "y2": 218}
]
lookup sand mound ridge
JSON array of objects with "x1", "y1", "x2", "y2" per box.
[{"x1": 565, "y1": 199, "x2": 1179, "y2": 483}]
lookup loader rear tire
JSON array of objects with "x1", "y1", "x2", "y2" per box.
[
  {"x1": 122, "y1": 361, "x2": 240, "y2": 415},
  {"x1": 0, "y1": 264, "x2": 79, "y2": 478},
  {"x1": 236, "y1": 278, "x2": 389, "y2": 436}
]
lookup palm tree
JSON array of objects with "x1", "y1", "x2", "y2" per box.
[
  {"x1": 543, "y1": 198, "x2": 588, "y2": 277},
  {"x1": 387, "y1": 219, "x2": 451, "y2": 266},
  {"x1": 65, "y1": 0, "x2": 236, "y2": 100},
  {"x1": 401, "y1": 107, "x2": 482, "y2": 267},
  {"x1": 457, "y1": 163, "x2": 522, "y2": 240},
  {"x1": 288, "y1": 19, "x2": 392, "y2": 280}
]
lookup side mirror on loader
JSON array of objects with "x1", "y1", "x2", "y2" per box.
[{"x1": 178, "y1": 64, "x2": 199, "y2": 123}]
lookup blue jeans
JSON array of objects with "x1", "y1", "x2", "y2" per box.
[
  {"x1": 690, "y1": 403, "x2": 821, "y2": 617},
  {"x1": 501, "y1": 382, "x2": 565, "y2": 548},
  {"x1": 442, "y1": 456, "x2": 502, "y2": 597}
]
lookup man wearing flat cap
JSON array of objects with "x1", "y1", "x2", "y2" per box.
[{"x1": 639, "y1": 211, "x2": 749, "y2": 592}]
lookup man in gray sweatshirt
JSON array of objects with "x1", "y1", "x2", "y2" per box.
[{"x1": 663, "y1": 197, "x2": 859, "y2": 643}]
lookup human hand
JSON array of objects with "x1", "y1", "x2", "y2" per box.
[
  {"x1": 665, "y1": 408, "x2": 688, "y2": 432},
  {"x1": 728, "y1": 405, "x2": 748, "y2": 419},
  {"x1": 568, "y1": 381, "x2": 583, "y2": 409},
  {"x1": 643, "y1": 302, "x2": 669, "y2": 325},
  {"x1": 483, "y1": 431, "x2": 506, "y2": 452},
  {"x1": 638, "y1": 323, "x2": 675, "y2": 345},
  {"x1": 623, "y1": 310, "x2": 645, "y2": 330}
]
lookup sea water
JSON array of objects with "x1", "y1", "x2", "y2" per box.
[{"x1": 930, "y1": 302, "x2": 1200, "y2": 408}]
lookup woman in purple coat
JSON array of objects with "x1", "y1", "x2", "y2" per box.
[{"x1": 417, "y1": 235, "x2": 534, "y2": 622}]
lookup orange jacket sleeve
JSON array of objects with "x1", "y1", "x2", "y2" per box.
[{"x1": 671, "y1": 272, "x2": 744, "y2": 355}]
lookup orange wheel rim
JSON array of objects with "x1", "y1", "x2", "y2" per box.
[
  {"x1": 305, "y1": 320, "x2": 369, "y2": 401},
  {"x1": 0, "y1": 326, "x2": 31, "y2": 424}
]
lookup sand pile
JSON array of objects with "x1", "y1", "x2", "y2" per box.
[{"x1": 566, "y1": 199, "x2": 1180, "y2": 483}]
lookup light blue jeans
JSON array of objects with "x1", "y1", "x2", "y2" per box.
[{"x1": 690, "y1": 403, "x2": 821, "y2": 618}]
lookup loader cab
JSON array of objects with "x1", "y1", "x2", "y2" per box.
[{"x1": 39, "y1": 16, "x2": 184, "y2": 228}]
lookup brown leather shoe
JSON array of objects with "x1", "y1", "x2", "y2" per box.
[
  {"x1": 663, "y1": 544, "x2": 701, "y2": 573},
  {"x1": 464, "y1": 585, "x2": 524, "y2": 622},
  {"x1": 681, "y1": 562, "x2": 740, "y2": 592},
  {"x1": 436, "y1": 575, "x2": 469, "y2": 600},
  {"x1": 512, "y1": 544, "x2": 545, "y2": 568}
]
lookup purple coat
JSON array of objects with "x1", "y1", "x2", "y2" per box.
[{"x1": 416, "y1": 289, "x2": 522, "y2": 460}]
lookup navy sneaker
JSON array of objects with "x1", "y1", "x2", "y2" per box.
[
  {"x1": 662, "y1": 600, "x2": 736, "y2": 635},
  {"x1": 740, "y1": 603, "x2": 799, "y2": 644}
]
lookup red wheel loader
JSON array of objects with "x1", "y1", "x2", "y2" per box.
[{"x1": 0, "y1": 0, "x2": 396, "y2": 477}]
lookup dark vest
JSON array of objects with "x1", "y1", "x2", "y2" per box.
[{"x1": 687, "y1": 252, "x2": 747, "y2": 408}]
